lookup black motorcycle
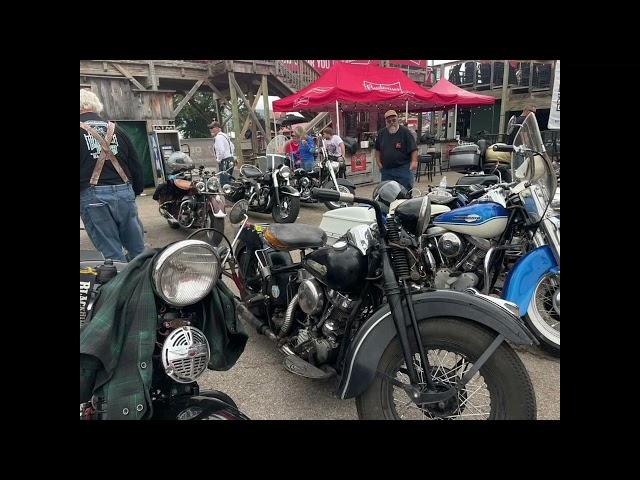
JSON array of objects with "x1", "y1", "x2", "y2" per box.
[
  {"x1": 153, "y1": 164, "x2": 228, "y2": 246},
  {"x1": 289, "y1": 133, "x2": 355, "y2": 210},
  {"x1": 231, "y1": 189, "x2": 538, "y2": 420},
  {"x1": 80, "y1": 242, "x2": 249, "y2": 421},
  {"x1": 223, "y1": 154, "x2": 301, "y2": 223}
]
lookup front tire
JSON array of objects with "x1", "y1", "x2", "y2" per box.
[
  {"x1": 524, "y1": 273, "x2": 560, "y2": 357},
  {"x1": 356, "y1": 317, "x2": 536, "y2": 420},
  {"x1": 272, "y1": 195, "x2": 300, "y2": 223},
  {"x1": 204, "y1": 211, "x2": 225, "y2": 246},
  {"x1": 322, "y1": 181, "x2": 354, "y2": 210}
]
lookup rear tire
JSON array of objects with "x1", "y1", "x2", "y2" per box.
[{"x1": 355, "y1": 317, "x2": 536, "y2": 420}]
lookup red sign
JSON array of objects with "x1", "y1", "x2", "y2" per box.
[{"x1": 351, "y1": 153, "x2": 367, "y2": 172}]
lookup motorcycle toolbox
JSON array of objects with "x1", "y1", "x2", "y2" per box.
[
  {"x1": 449, "y1": 144, "x2": 481, "y2": 171},
  {"x1": 319, "y1": 207, "x2": 376, "y2": 245}
]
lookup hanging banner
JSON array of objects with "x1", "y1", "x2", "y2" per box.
[
  {"x1": 351, "y1": 152, "x2": 367, "y2": 172},
  {"x1": 548, "y1": 60, "x2": 560, "y2": 130}
]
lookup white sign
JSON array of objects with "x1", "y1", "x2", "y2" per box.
[{"x1": 548, "y1": 60, "x2": 560, "y2": 130}]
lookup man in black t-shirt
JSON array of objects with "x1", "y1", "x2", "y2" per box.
[{"x1": 375, "y1": 110, "x2": 418, "y2": 191}]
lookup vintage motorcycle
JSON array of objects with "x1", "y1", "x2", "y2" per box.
[
  {"x1": 152, "y1": 153, "x2": 227, "y2": 246},
  {"x1": 223, "y1": 152, "x2": 301, "y2": 223},
  {"x1": 80, "y1": 238, "x2": 249, "y2": 420},
  {"x1": 416, "y1": 113, "x2": 560, "y2": 354},
  {"x1": 289, "y1": 132, "x2": 356, "y2": 210},
  {"x1": 230, "y1": 188, "x2": 538, "y2": 420}
]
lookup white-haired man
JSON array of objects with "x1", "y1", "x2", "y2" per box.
[{"x1": 80, "y1": 89, "x2": 145, "y2": 262}]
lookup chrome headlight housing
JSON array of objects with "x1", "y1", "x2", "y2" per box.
[
  {"x1": 206, "y1": 176, "x2": 220, "y2": 192},
  {"x1": 195, "y1": 181, "x2": 206, "y2": 193},
  {"x1": 330, "y1": 161, "x2": 340, "y2": 172},
  {"x1": 222, "y1": 184, "x2": 232, "y2": 194},
  {"x1": 152, "y1": 240, "x2": 221, "y2": 307},
  {"x1": 279, "y1": 166, "x2": 291, "y2": 179}
]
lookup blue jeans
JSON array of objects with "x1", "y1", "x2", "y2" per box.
[
  {"x1": 80, "y1": 183, "x2": 145, "y2": 262},
  {"x1": 381, "y1": 165, "x2": 414, "y2": 191},
  {"x1": 219, "y1": 157, "x2": 234, "y2": 187}
]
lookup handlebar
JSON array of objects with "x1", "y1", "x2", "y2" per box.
[{"x1": 493, "y1": 144, "x2": 515, "y2": 152}]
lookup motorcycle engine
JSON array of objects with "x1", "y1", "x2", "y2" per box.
[{"x1": 433, "y1": 235, "x2": 493, "y2": 291}]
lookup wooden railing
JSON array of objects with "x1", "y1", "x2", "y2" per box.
[
  {"x1": 433, "y1": 60, "x2": 556, "y2": 91},
  {"x1": 274, "y1": 60, "x2": 320, "y2": 92}
]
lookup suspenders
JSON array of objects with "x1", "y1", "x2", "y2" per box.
[{"x1": 80, "y1": 121, "x2": 130, "y2": 185}]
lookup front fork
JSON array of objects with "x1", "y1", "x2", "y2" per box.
[{"x1": 380, "y1": 239, "x2": 505, "y2": 405}]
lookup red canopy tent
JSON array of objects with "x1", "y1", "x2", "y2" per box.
[
  {"x1": 272, "y1": 62, "x2": 447, "y2": 136},
  {"x1": 428, "y1": 78, "x2": 495, "y2": 108},
  {"x1": 272, "y1": 62, "x2": 442, "y2": 113}
]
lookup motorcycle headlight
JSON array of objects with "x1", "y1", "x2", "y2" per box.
[
  {"x1": 222, "y1": 184, "x2": 232, "y2": 194},
  {"x1": 206, "y1": 177, "x2": 220, "y2": 192},
  {"x1": 279, "y1": 166, "x2": 291, "y2": 179},
  {"x1": 195, "y1": 181, "x2": 206, "y2": 193},
  {"x1": 300, "y1": 177, "x2": 311, "y2": 187},
  {"x1": 152, "y1": 240, "x2": 221, "y2": 307},
  {"x1": 330, "y1": 161, "x2": 340, "y2": 172}
]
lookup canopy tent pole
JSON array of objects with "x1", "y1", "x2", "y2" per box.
[
  {"x1": 273, "y1": 114, "x2": 277, "y2": 139},
  {"x1": 454, "y1": 104, "x2": 458, "y2": 141},
  {"x1": 405, "y1": 100, "x2": 409, "y2": 124},
  {"x1": 336, "y1": 100, "x2": 340, "y2": 137}
]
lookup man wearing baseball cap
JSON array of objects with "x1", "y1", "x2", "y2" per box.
[
  {"x1": 374, "y1": 110, "x2": 418, "y2": 191},
  {"x1": 208, "y1": 120, "x2": 235, "y2": 187}
]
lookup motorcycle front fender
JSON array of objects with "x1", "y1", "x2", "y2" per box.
[
  {"x1": 207, "y1": 195, "x2": 227, "y2": 218},
  {"x1": 279, "y1": 185, "x2": 300, "y2": 197},
  {"x1": 502, "y1": 245, "x2": 559, "y2": 317},
  {"x1": 152, "y1": 392, "x2": 250, "y2": 420},
  {"x1": 336, "y1": 289, "x2": 537, "y2": 400}
]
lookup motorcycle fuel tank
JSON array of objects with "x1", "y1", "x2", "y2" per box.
[
  {"x1": 303, "y1": 242, "x2": 367, "y2": 294},
  {"x1": 433, "y1": 202, "x2": 508, "y2": 239}
]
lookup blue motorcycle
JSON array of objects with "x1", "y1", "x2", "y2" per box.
[{"x1": 418, "y1": 113, "x2": 560, "y2": 355}]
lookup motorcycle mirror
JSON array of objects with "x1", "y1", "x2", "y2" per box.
[{"x1": 229, "y1": 199, "x2": 249, "y2": 224}]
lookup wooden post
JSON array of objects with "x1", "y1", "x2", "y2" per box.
[
  {"x1": 247, "y1": 88, "x2": 258, "y2": 153},
  {"x1": 228, "y1": 72, "x2": 244, "y2": 164},
  {"x1": 417, "y1": 111, "x2": 423, "y2": 143},
  {"x1": 262, "y1": 75, "x2": 271, "y2": 141},
  {"x1": 498, "y1": 60, "x2": 510, "y2": 139}
]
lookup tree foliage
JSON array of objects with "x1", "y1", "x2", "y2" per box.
[{"x1": 173, "y1": 91, "x2": 263, "y2": 139}]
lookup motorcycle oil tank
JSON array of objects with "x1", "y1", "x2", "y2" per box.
[
  {"x1": 303, "y1": 243, "x2": 367, "y2": 294},
  {"x1": 433, "y1": 202, "x2": 509, "y2": 239}
]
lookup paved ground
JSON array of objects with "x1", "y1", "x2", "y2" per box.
[{"x1": 81, "y1": 170, "x2": 560, "y2": 420}]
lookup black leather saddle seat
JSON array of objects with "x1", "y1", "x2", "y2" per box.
[
  {"x1": 264, "y1": 224, "x2": 327, "y2": 251},
  {"x1": 241, "y1": 164, "x2": 263, "y2": 179}
]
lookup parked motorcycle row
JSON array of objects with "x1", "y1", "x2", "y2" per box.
[{"x1": 80, "y1": 113, "x2": 559, "y2": 420}]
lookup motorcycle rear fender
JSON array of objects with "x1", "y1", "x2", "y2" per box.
[
  {"x1": 337, "y1": 289, "x2": 537, "y2": 400},
  {"x1": 207, "y1": 195, "x2": 227, "y2": 217},
  {"x1": 502, "y1": 245, "x2": 559, "y2": 316},
  {"x1": 279, "y1": 185, "x2": 300, "y2": 197},
  {"x1": 336, "y1": 178, "x2": 355, "y2": 190}
]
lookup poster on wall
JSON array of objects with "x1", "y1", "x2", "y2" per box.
[
  {"x1": 548, "y1": 60, "x2": 560, "y2": 130},
  {"x1": 351, "y1": 152, "x2": 367, "y2": 172}
]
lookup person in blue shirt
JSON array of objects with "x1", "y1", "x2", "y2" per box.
[{"x1": 295, "y1": 127, "x2": 316, "y2": 171}]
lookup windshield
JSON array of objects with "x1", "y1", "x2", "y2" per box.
[{"x1": 512, "y1": 113, "x2": 557, "y2": 220}]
